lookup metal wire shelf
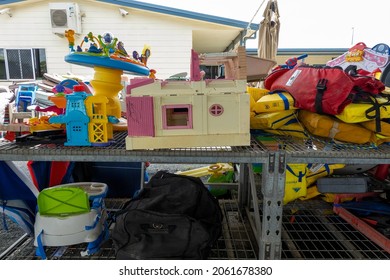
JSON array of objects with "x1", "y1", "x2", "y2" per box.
[
  {"x1": 263, "y1": 135, "x2": 390, "y2": 164},
  {"x1": 3, "y1": 199, "x2": 257, "y2": 260},
  {"x1": 0, "y1": 132, "x2": 268, "y2": 163},
  {"x1": 280, "y1": 199, "x2": 390, "y2": 260}
]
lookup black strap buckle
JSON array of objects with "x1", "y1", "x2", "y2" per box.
[{"x1": 316, "y1": 78, "x2": 328, "y2": 92}]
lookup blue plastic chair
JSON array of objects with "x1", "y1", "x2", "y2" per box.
[{"x1": 16, "y1": 84, "x2": 37, "y2": 111}]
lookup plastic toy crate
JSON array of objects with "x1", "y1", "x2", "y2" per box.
[{"x1": 73, "y1": 162, "x2": 144, "y2": 198}]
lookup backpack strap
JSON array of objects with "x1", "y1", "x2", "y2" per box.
[
  {"x1": 148, "y1": 170, "x2": 205, "y2": 188},
  {"x1": 35, "y1": 230, "x2": 47, "y2": 260},
  {"x1": 364, "y1": 94, "x2": 390, "y2": 133},
  {"x1": 344, "y1": 65, "x2": 358, "y2": 76},
  {"x1": 364, "y1": 96, "x2": 382, "y2": 132},
  {"x1": 315, "y1": 78, "x2": 328, "y2": 114},
  {"x1": 81, "y1": 226, "x2": 109, "y2": 257}
]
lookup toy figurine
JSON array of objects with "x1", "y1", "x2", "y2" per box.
[
  {"x1": 65, "y1": 29, "x2": 75, "y2": 52},
  {"x1": 149, "y1": 69, "x2": 157, "y2": 79},
  {"x1": 77, "y1": 31, "x2": 101, "y2": 53},
  {"x1": 97, "y1": 32, "x2": 118, "y2": 57},
  {"x1": 346, "y1": 42, "x2": 366, "y2": 62},
  {"x1": 132, "y1": 50, "x2": 140, "y2": 61},
  {"x1": 116, "y1": 41, "x2": 128, "y2": 57},
  {"x1": 141, "y1": 45, "x2": 151, "y2": 65}
]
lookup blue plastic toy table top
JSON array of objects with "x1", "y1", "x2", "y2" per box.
[{"x1": 65, "y1": 53, "x2": 150, "y2": 76}]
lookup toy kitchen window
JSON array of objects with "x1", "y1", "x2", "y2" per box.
[{"x1": 162, "y1": 104, "x2": 193, "y2": 129}]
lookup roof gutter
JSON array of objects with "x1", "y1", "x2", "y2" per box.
[
  {"x1": 98, "y1": 0, "x2": 259, "y2": 29},
  {"x1": 224, "y1": 29, "x2": 257, "y2": 52}
]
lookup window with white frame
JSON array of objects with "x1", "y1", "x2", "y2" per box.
[
  {"x1": 200, "y1": 65, "x2": 225, "y2": 79},
  {"x1": 0, "y1": 48, "x2": 47, "y2": 81}
]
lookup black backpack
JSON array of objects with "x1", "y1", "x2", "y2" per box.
[{"x1": 111, "y1": 171, "x2": 223, "y2": 259}]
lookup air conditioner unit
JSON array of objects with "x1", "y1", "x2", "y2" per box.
[{"x1": 49, "y1": 2, "x2": 82, "y2": 34}]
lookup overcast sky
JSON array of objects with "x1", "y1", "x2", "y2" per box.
[{"x1": 144, "y1": 0, "x2": 389, "y2": 49}]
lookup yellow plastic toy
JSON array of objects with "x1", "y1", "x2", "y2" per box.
[
  {"x1": 175, "y1": 163, "x2": 233, "y2": 177},
  {"x1": 345, "y1": 42, "x2": 366, "y2": 62},
  {"x1": 29, "y1": 116, "x2": 64, "y2": 132},
  {"x1": 85, "y1": 95, "x2": 110, "y2": 144}
]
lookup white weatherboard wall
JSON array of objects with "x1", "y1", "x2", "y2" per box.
[{"x1": 0, "y1": 0, "x2": 226, "y2": 80}]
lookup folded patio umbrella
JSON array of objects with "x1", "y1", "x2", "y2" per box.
[
  {"x1": 258, "y1": 0, "x2": 280, "y2": 61},
  {"x1": 27, "y1": 161, "x2": 75, "y2": 190}
]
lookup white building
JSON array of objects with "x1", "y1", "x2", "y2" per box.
[{"x1": 0, "y1": 0, "x2": 259, "y2": 83}]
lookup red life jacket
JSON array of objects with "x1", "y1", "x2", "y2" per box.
[{"x1": 264, "y1": 66, "x2": 385, "y2": 115}]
